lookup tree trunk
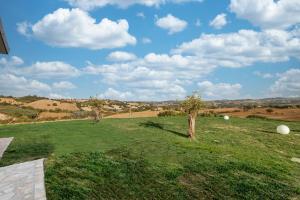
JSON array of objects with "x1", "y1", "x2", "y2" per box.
[
  {"x1": 94, "y1": 109, "x2": 101, "y2": 123},
  {"x1": 188, "y1": 114, "x2": 196, "y2": 139}
]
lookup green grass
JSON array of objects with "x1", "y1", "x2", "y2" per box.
[{"x1": 0, "y1": 116, "x2": 299, "y2": 199}]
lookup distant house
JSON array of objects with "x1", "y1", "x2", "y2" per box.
[{"x1": 0, "y1": 19, "x2": 9, "y2": 54}]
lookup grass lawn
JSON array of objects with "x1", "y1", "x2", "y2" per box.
[{"x1": 0, "y1": 116, "x2": 299, "y2": 199}]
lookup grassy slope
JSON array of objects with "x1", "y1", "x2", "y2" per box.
[{"x1": 0, "y1": 116, "x2": 299, "y2": 199}]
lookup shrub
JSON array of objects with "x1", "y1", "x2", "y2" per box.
[
  {"x1": 246, "y1": 115, "x2": 268, "y2": 119},
  {"x1": 53, "y1": 103, "x2": 58, "y2": 106},
  {"x1": 158, "y1": 110, "x2": 184, "y2": 117},
  {"x1": 72, "y1": 111, "x2": 93, "y2": 119},
  {"x1": 266, "y1": 108, "x2": 274, "y2": 113}
]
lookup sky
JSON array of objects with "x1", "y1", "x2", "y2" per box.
[{"x1": 0, "y1": 0, "x2": 299, "y2": 101}]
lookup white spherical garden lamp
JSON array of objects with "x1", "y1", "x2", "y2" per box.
[
  {"x1": 276, "y1": 125, "x2": 290, "y2": 135},
  {"x1": 224, "y1": 115, "x2": 230, "y2": 120}
]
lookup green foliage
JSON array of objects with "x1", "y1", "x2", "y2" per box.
[
  {"x1": 0, "y1": 104, "x2": 40, "y2": 119},
  {"x1": 87, "y1": 97, "x2": 105, "y2": 109},
  {"x1": 16, "y1": 95, "x2": 46, "y2": 103},
  {"x1": 72, "y1": 111, "x2": 93, "y2": 119},
  {"x1": 158, "y1": 110, "x2": 185, "y2": 117},
  {"x1": 181, "y1": 94, "x2": 204, "y2": 115}
]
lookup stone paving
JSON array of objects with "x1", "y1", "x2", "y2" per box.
[
  {"x1": 0, "y1": 137, "x2": 13, "y2": 158},
  {"x1": 0, "y1": 159, "x2": 46, "y2": 200}
]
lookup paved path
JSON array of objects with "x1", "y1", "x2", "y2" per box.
[
  {"x1": 0, "y1": 137, "x2": 13, "y2": 158},
  {"x1": 0, "y1": 159, "x2": 46, "y2": 200}
]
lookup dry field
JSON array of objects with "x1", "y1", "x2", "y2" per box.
[
  {"x1": 0, "y1": 98, "x2": 22, "y2": 105},
  {"x1": 107, "y1": 108, "x2": 300, "y2": 121},
  {"x1": 26, "y1": 99, "x2": 79, "y2": 111},
  {"x1": 0, "y1": 113, "x2": 10, "y2": 121},
  {"x1": 37, "y1": 112, "x2": 72, "y2": 120},
  {"x1": 206, "y1": 107, "x2": 300, "y2": 121}
]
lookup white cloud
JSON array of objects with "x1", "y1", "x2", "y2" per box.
[
  {"x1": 0, "y1": 56, "x2": 24, "y2": 67},
  {"x1": 253, "y1": 71, "x2": 274, "y2": 79},
  {"x1": 0, "y1": 56, "x2": 81, "y2": 80},
  {"x1": 142, "y1": 37, "x2": 152, "y2": 44},
  {"x1": 65, "y1": 0, "x2": 202, "y2": 10},
  {"x1": 53, "y1": 81, "x2": 76, "y2": 89},
  {"x1": 16, "y1": 21, "x2": 32, "y2": 37},
  {"x1": 107, "y1": 51, "x2": 137, "y2": 62},
  {"x1": 155, "y1": 14, "x2": 187, "y2": 34},
  {"x1": 48, "y1": 93, "x2": 70, "y2": 99},
  {"x1": 173, "y1": 28, "x2": 300, "y2": 68},
  {"x1": 136, "y1": 12, "x2": 145, "y2": 18},
  {"x1": 230, "y1": 0, "x2": 300, "y2": 29},
  {"x1": 198, "y1": 81, "x2": 242, "y2": 100},
  {"x1": 20, "y1": 8, "x2": 136, "y2": 50},
  {"x1": 195, "y1": 19, "x2": 201, "y2": 27},
  {"x1": 83, "y1": 52, "x2": 215, "y2": 101},
  {"x1": 98, "y1": 88, "x2": 134, "y2": 100},
  {"x1": 0, "y1": 74, "x2": 51, "y2": 97},
  {"x1": 21, "y1": 61, "x2": 80, "y2": 78},
  {"x1": 270, "y1": 68, "x2": 300, "y2": 97},
  {"x1": 209, "y1": 13, "x2": 227, "y2": 29}
]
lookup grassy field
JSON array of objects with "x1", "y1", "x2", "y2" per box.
[{"x1": 0, "y1": 116, "x2": 299, "y2": 199}]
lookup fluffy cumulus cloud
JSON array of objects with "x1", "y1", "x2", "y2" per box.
[
  {"x1": 230, "y1": 0, "x2": 300, "y2": 29},
  {"x1": 16, "y1": 21, "x2": 31, "y2": 37},
  {"x1": 18, "y1": 8, "x2": 136, "y2": 50},
  {"x1": 209, "y1": 13, "x2": 227, "y2": 29},
  {"x1": 83, "y1": 51, "x2": 221, "y2": 100},
  {"x1": 0, "y1": 74, "x2": 51, "y2": 97},
  {"x1": 107, "y1": 51, "x2": 137, "y2": 62},
  {"x1": 52, "y1": 81, "x2": 76, "y2": 89},
  {"x1": 83, "y1": 25, "x2": 300, "y2": 100},
  {"x1": 198, "y1": 81, "x2": 242, "y2": 100},
  {"x1": 155, "y1": 14, "x2": 188, "y2": 34},
  {"x1": 270, "y1": 68, "x2": 300, "y2": 97},
  {"x1": 0, "y1": 56, "x2": 83, "y2": 97},
  {"x1": 65, "y1": 0, "x2": 202, "y2": 10},
  {"x1": 0, "y1": 55, "x2": 80, "y2": 79},
  {"x1": 173, "y1": 28, "x2": 300, "y2": 68},
  {"x1": 21, "y1": 61, "x2": 80, "y2": 78}
]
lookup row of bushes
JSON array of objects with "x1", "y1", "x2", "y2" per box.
[
  {"x1": 158, "y1": 110, "x2": 223, "y2": 117},
  {"x1": 158, "y1": 110, "x2": 185, "y2": 117}
]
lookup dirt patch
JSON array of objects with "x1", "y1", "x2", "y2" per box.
[
  {"x1": 0, "y1": 113, "x2": 11, "y2": 121},
  {"x1": 26, "y1": 100, "x2": 79, "y2": 112},
  {"x1": 81, "y1": 106, "x2": 92, "y2": 112},
  {"x1": 106, "y1": 110, "x2": 159, "y2": 119},
  {"x1": 38, "y1": 112, "x2": 72, "y2": 120}
]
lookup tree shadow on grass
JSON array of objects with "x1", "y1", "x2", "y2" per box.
[{"x1": 139, "y1": 121, "x2": 188, "y2": 138}]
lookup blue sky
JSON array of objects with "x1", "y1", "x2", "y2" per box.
[{"x1": 0, "y1": 0, "x2": 299, "y2": 100}]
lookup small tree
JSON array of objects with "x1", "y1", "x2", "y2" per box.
[
  {"x1": 89, "y1": 97, "x2": 105, "y2": 123},
  {"x1": 181, "y1": 94, "x2": 204, "y2": 139}
]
